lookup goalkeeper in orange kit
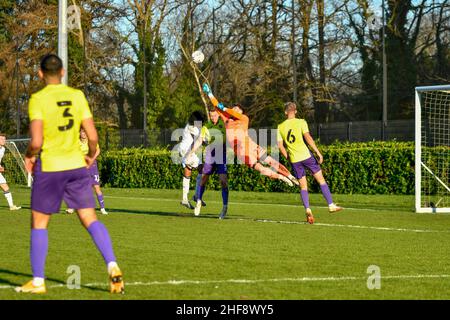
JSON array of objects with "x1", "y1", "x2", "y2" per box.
[{"x1": 202, "y1": 83, "x2": 297, "y2": 187}]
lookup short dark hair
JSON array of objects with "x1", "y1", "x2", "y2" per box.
[
  {"x1": 0, "y1": 133, "x2": 6, "y2": 138},
  {"x1": 188, "y1": 111, "x2": 205, "y2": 125},
  {"x1": 40, "y1": 54, "x2": 63, "y2": 76}
]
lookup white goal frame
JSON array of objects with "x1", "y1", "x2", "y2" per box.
[
  {"x1": 5, "y1": 138, "x2": 32, "y2": 187},
  {"x1": 415, "y1": 85, "x2": 450, "y2": 213}
]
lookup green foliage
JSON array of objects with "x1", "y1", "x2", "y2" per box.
[
  {"x1": 147, "y1": 36, "x2": 169, "y2": 134},
  {"x1": 0, "y1": 0, "x2": 14, "y2": 43},
  {"x1": 319, "y1": 141, "x2": 415, "y2": 195},
  {"x1": 163, "y1": 62, "x2": 205, "y2": 129},
  {"x1": 96, "y1": 123, "x2": 122, "y2": 151},
  {"x1": 98, "y1": 141, "x2": 424, "y2": 195}
]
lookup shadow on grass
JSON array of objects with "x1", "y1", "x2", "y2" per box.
[
  {"x1": 0, "y1": 268, "x2": 106, "y2": 293},
  {"x1": 104, "y1": 207, "x2": 233, "y2": 220},
  {"x1": 0, "y1": 206, "x2": 30, "y2": 211}
]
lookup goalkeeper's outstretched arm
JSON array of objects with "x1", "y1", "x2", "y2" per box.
[{"x1": 202, "y1": 83, "x2": 243, "y2": 120}]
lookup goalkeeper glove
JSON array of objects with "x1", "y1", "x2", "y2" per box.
[{"x1": 202, "y1": 83, "x2": 211, "y2": 95}]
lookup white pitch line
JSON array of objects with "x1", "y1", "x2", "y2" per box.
[
  {"x1": 100, "y1": 196, "x2": 447, "y2": 233},
  {"x1": 246, "y1": 218, "x2": 450, "y2": 234},
  {"x1": 101, "y1": 196, "x2": 450, "y2": 234},
  {"x1": 3, "y1": 274, "x2": 450, "y2": 290}
]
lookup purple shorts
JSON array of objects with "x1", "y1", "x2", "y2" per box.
[
  {"x1": 31, "y1": 159, "x2": 96, "y2": 214},
  {"x1": 291, "y1": 155, "x2": 321, "y2": 179},
  {"x1": 202, "y1": 163, "x2": 227, "y2": 175},
  {"x1": 202, "y1": 145, "x2": 227, "y2": 175},
  {"x1": 89, "y1": 160, "x2": 100, "y2": 186}
]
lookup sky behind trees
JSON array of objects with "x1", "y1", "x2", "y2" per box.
[{"x1": 0, "y1": 0, "x2": 448, "y2": 136}]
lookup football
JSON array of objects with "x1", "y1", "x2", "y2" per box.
[{"x1": 192, "y1": 50, "x2": 205, "y2": 64}]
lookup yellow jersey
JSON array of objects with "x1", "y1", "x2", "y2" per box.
[
  {"x1": 277, "y1": 118, "x2": 311, "y2": 163},
  {"x1": 28, "y1": 84, "x2": 93, "y2": 172}
]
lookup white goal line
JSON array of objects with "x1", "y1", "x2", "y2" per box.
[
  {"x1": 2, "y1": 274, "x2": 450, "y2": 290},
  {"x1": 244, "y1": 218, "x2": 450, "y2": 234}
]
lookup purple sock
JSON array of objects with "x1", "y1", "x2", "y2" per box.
[
  {"x1": 222, "y1": 188, "x2": 229, "y2": 206},
  {"x1": 198, "y1": 185, "x2": 206, "y2": 200},
  {"x1": 320, "y1": 183, "x2": 333, "y2": 205},
  {"x1": 97, "y1": 193, "x2": 105, "y2": 209},
  {"x1": 87, "y1": 221, "x2": 116, "y2": 264},
  {"x1": 31, "y1": 229, "x2": 48, "y2": 278},
  {"x1": 300, "y1": 190, "x2": 310, "y2": 209}
]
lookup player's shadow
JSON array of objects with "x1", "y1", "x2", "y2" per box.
[
  {"x1": 0, "y1": 268, "x2": 105, "y2": 293},
  {"x1": 106, "y1": 208, "x2": 224, "y2": 219},
  {"x1": 0, "y1": 205, "x2": 30, "y2": 210}
]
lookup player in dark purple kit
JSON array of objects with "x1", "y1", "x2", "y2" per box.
[
  {"x1": 66, "y1": 128, "x2": 108, "y2": 215},
  {"x1": 15, "y1": 54, "x2": 124, "y2": 294}
]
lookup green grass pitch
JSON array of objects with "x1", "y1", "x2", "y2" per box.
[{"x1": 1, "y1": 186, "x2": 450, "y2": 300}]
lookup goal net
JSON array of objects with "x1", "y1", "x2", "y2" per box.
[
  {"x1": 415, "y1": 85, "x2": 450, "y2": 213},
  {"x1": 4, "y1": 139, "x2": 31, "y2": 187}
]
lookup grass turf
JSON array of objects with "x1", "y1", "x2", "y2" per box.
[{"x1": 1, "y1": 186, "x2": 450, "y2": 300}]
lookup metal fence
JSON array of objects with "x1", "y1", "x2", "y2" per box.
[
  {"x1": 309, "y1": 119, "x2": 415, "y2": 144},
  {"x1": 102, "y1": 119, "x2": 415, "y2": 150}
]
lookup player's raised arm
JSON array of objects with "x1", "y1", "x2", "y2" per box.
[
  {"x1": 202, "y1": 83, "x2": 243, "y2": 120},
  {"x1": 223, "y1": 107, "x2": 244, "y2": 120},
  {"x1": 215, "y1": 108, "x2": 229, "y2": 122},
  {"x1": 202, "y1": 83, "x2": 221, "y2": 108}
]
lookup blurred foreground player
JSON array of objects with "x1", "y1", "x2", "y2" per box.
[{"x1": 16, "y1": 54, "x2": 124, "y2": 294}]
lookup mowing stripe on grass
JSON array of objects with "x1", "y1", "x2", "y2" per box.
[
  {"x1": 8, "y1": 190, "x2": 392, "y2": 212},
  {"x1": 104, "y1": 195, "x2": 379, "y2": 212},
  {"x1": 3, "y1": 274, "x2": 450, "y2": 290},
  {"x1": 4, "y1": 193, "x2": 441, "y2": 234}
]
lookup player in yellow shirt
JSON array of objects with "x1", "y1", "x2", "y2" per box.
[
  {"x1": 15, "y1": 54, "x2": 123, "y2": 294},
  {"x1": 277, "y1": 102, "x2": 343, "y2": 224}
]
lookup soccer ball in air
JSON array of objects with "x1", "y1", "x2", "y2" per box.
[{"x1": 192, "y1": 50, "x2": 205, "y2": 64}]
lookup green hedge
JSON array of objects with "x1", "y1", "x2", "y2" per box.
[{"x1": 98, "y1": 141, "x2": 426, "y2": 195}]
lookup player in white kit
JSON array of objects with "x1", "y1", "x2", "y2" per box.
[
  {"x1": 178, "y1": 111, "x2": 206, "y2": 209},
  {"x1": 0, "y1": 134, "x2": 21, "y2": 210}
]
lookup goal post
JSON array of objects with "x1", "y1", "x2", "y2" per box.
[
  {"x1": 415, "y1": 85, "x2": 450, "y2": 213},
  {"x1": 4, "y1": 139, "x2": 32, "y2": 187}
]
